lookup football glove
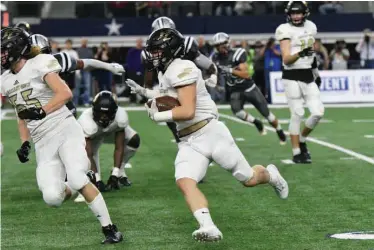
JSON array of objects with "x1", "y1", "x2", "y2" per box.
[
  {"x1": 298, "y1": 47, "x2": 314, "y2": 58},
  {"x1": 315, "y1": 76, "x2": 322, "y2": 88},
  {"x1": 18, "y1": 108, "x2": 46, "y2": 120},
  {"x1": 109, "y1": 63, "x2": 125, "y2": 75},
  {"x1": 218, "y1": 65, "x2": 233, "y2": 74},
  {"x1": 144, "y1": 98, "x2": 158, "y2": 121},
  {"x1": 16, "y1": 141, "x2": 31, "y2": 163},
  {"x1": 205, "y1": 74, "x2": 218, "y2": 88},
  {"x1": 125, "y1": 79, "x2": 146, "y2": 96}
]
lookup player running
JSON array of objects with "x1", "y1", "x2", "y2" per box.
[
  {"x1": 138, "y1": 27, "x2": 288, "y2": 242},
  {"x1": 210, "y1": 32, "x2": 287, "y2": 144},
  {"x1": 74, "y1": 91, "x2": 140, "y2": 202},
  {"x1": 1, "y1": 27, "x2": 123, "y2": 244},
  {"x1": 127, "y1": 16, "x2": 218, "y2": 144},
  {"x1": 29, "y1": 33, "x2": 125, "y2": 117},
  {"x1": 275, "y1": 1, "x2": 324, "y2": 163}
]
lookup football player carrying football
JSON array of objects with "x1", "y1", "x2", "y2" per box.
[
  {"x1": 275, "y1": 1, "x2": 324, "y2": 163},
  {"x1": 140, "y1": 27, "x2": 288, "y2": 242},
  {"x1": 211, "y1": 32, "x2": 287, "y2": 144},
  {"x1": 0, "y1": 27, "x2": 123, "y2": 244},
  {"x1": 74, "y1": 91, "x2": 140, "y2": 202}
]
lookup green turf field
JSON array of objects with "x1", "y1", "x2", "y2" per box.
[{"x1": 1, "y1": 106, "x2": 374, "y2": 250}]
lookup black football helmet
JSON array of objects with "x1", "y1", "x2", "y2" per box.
[
  {"x1": 31, "y1": 34, "x2": 51, "y2": 54},
  {"x1": 92, "y1": 91, "x2": 118, "y2": 128},
  {"x1": 15, "y1": 21, "x2": 31, "y2": 34},
  {"x1": 145, "y1": 28, "x2": 185, "y2": 71},
  {"x1": 1, "y1": 27, "x2": 31, "y2": 70},
  {"x1": 285, "y1": 1, "x2": 310, "y2": 26}
]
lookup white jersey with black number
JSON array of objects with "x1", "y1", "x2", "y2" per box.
[
  {"x1": 158, "y1": 58, "x2": 218, "y2": 131},
  {"x1": 78, "y1": 107, "x2": 129, "y2": 139},
  {"x1": 275, "y1": 20, "x2": 317, "y2": 70},
  {"x1": 0, "y1": 54, "x2": 72, "y2": 143}
]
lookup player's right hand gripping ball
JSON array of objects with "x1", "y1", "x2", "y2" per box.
[
  {"x1": 16, "y1": 141, "x2": 31, "y2": 163},
  {"x1": 146, "y1": 96, "x2": 181, "y2": 112}
]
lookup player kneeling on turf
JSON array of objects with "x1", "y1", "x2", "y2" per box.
[
  {"x1": 76, "y1": 91, "x2": 140, "y2": 199},
  {"x1": 138, "y1": 27, "x2": 289, "y2": 242},
  {"x1": 0, "y1": 27, "x2": 123, "y2": 244}
]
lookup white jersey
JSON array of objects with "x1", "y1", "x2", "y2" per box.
[
  {"x1": 275, "y1": 20, "x2": 317, "y2": 70},
  {"x1": 1, "y1": 54, "x2": 72, "y2": 143},
  {"x1": 78, "y1": 107, "x2": 129, "y2": 139},
  {"x1": 158, "y1": 58, "x2": 218, "y2": 131}
]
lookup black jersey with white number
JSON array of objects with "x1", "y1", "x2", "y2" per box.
[
  {"x1": 53, "y1": 52, "x2": 78, "y2": 74},
  {"x1": 182, "y1": 36, "x2": 200, "y2": 61},
  {"x1": 211, "y1": 48, "x2": 255, "y2": 92}
]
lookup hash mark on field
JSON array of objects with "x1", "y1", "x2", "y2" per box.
[
  {"x1": 271, "y1": 119, "x2": 334, "y2": 124},
  {"x1": 364, "y1": 135, "x2": 374, "y2": 139},
  {"x1": 158, "y1": 122, "x2": 167, "y2": 126},
  {"x1": 235, "y1": 138, "x2": 245, "y2": 141},
  {"x1": 282, "y1": 159, "x2": 295, "y2": 165},
  {"x1": 340, "y1": 157, "x2": 356, "y2": 160},
  {"x1": 353, "y1": 119, "x2": 374, "y2": 123},
  {"x1": 219, "y1": 113, "x2": 374, "y2": 165}
]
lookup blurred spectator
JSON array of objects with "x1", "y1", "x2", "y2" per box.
[
  {"x1": 147, "y1": 1, "x2": 164, "y2": 18},
  {"x1": 251, "y1": 41, "x2": 267, "y2": 97},
  {"x1": 126, "y1": 38, "x2": 144, "y2": 103},
  {"x1": 314, "y1": 39, "x2": 329, "y2": 70},
  {"x1": 355, "y1": 29, "x2": 374, "y2": 69},
  {"x1": 197, "y1": 36, "x2": 212, "y2": 57},
  {"x1": 61, "y1": 39, "x2": 79, "y2": 92},
  {"x1": 234, "y1": 1, "x2": 253, "y2": 16},
  {"x1": 77, "y1": 38, "x2": 94, "y2": 106},
  {"x1": 241, "y1": 40, "x2": 255, "y2": 77},
  {"x1": 230, "y1": 39, "x2": 238, "y2": 48},
  {"x1": 214, "y1": 2, "x2": 234, "y2": 16},
  {"x1": 264, "y1": 37, "x2": 281, "y2": 100},
  {"x1": 329, "y1": 40, "x2": 350, "y2": 70},
  {"x1": 107, "y1": 2, "x2": 135, "y2": 17},
  {"x1": 95, "y1": 42, "x2": 113, "y2": 92},
  {"x1": 319, "y1": 1, "x2": 343, "y2": 15},
  {"x1": 50, "y1": 40, "x2": 59, "y2": 54}
]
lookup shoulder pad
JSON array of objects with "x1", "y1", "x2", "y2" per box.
[
  {"x1": 78, "y1": 109, "x2": 99, "y2": 138},
  {"x1": 275, "y1": 23, "x2": 291, "y2": 41},
  {"x1": 115, "y1": 107, "x2": 129, "y2": 128},
  {"x1": 184, "y1": 36, "x2": 199, "y2": 60},
  {"x1": 232, "y1": 48, "x2": 246, "y2": 63}
]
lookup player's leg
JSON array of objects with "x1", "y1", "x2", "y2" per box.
[
  {"x1": 244, "y1": 86, "x2": 286, "y2": 144},
  {"x1": 174, "y1": 143, "x2": 222, "y2": 242},
  {"x1": 283, "y1": 80, "x2": 309, "y2": 163},
  {"x1": 211, "y1": 120, "x2": 288, "y2": 198},
  {"x1": 119, "y1": 126, "x2": 140, "y2": 186},
  {"x1": 59, "y1": 118, "x2": 123, "y2": 244},
  {"x1": 230, "y1": 91, "x2": 265, "y2": 135},
  {"x1": 300, "y1": 82, "x2": 325, "y2": 161},
  {"x1": 166, "y1": 122, "x2": 180, "y2": 143}
]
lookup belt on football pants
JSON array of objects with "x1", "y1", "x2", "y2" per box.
[{"x1": 178, "y1": 119, "x2": 212, "y2": 138}]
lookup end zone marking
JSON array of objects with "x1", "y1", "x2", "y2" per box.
[
  {"x1": 219, "y1": 113, "x2": 374, "y2": 165},
  {"x1": 364, "y1": 135, "x2": 374, "y2": 139}
]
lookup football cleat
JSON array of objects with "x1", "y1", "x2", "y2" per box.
[
  {"x1": 192, "y1": 226, "x2": 223, "y2": 242},
  {"x1": 119, "y1": 177, "x2": 132, "y2": 187},
  {"x1": 293, "y1": 153, "x2": 311, "y2": 164},
  {"x1": 276, "y1": 129, "x2": 287, "y2": 145},
  {"x1": 299, "y1": 142, "x2": 311, "y2": 161},
  {"x1": 96, "y1": 181, "x2": 107, "y2": 192},
  {"x1": 253, "y1": 119, "x2": 266, "y2": 135},
  {"x1": 106, "y1": 175, "x2": 120, "y2": 191},
  {"x1": 266, "y1": 164, "x2": 289, "y2": 199},
  {"x1": 101, "y1": 224, "x2": 123, "y2": 244},
  {"x1": 74, "y1": 193, "x2": 86, "y2": 203}
]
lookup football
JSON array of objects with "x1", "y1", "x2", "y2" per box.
[{"x1": 147, "y1": 96, "x2": 181, "y2": 112}]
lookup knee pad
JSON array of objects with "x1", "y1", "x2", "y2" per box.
[
  {"x1": 267, "y1": 112, "x2": 276, "y2": 123},
  {"x1": 43, "y1": 189, "x2": 65, "y2": 207},
  {"x1": 231, "y1": 158, "x2": 254, "y2": 183},
  {"x1": 289, "y1": 114, "x2": 303, "y2": 135},
  {"x1": 67, "y1": 172, "x2": 89, "y2": 191},
  {"x1": 127, "y1": 133, "x2": 140, "y2": 149},
  {"x1": 305, "y1": 114, "x2": 323, "y2": 129},
  {"x1": 235, "y1": 110, "x2": 247, "y2": 120}
]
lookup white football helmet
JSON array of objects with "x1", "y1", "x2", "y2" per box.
[
  {"x1": 151, "y1": 17, "x2": 176, "y2": 32},
  {"x1": 211, "y1": 32, "x2": 230, "y2": 46}
]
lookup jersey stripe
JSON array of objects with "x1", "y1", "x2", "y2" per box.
[
  {"x1": 233, "y1": 48, "x2": 245, "y2": 62},
  {"x1": 184, "y1": 36, "x2": 193, "y2": 54}
]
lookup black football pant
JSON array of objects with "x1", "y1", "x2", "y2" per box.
[{"x1": 230, "y1": 86, "x2": 270, "y2": 118}]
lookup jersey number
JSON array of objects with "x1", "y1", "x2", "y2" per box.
[
  {"x1": 8, "y1": 89, "x2": 42, "y2": 113},
  {"x1": 300, "y1": 38, "x2": 314, "y2": 50}
]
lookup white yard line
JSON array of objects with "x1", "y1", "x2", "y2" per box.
[
  {"x1": 218, "y1": 113, "x2": 374, "y2": 165},
  {"x1": 353, "y1": 119, "x2": 374, "y2": 123}
]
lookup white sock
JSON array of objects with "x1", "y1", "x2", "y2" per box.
[
  {"x1": 245, "y1": 113, "x2": 255, "y2": 123},
  {"x1": 95, "y1": 173, "x2": 101, "y2": 182},
  {"x1": 119, "y1": 163, "x2": 127, "y2": 178},
  {"x1": 87, "y1": 193, "x2": 112, "y2": 227},
  {"x1": 111, "y1": 167, "x2": 120, "y2": 177},
  {"x1": 276, "y1": 124, "x2": 282, "y2": 130},
  {"x1": 292, "y1": 148, "x2": 301, "y2": 156},
  {"x1": 299, "y1": 135, "x2": 306, "y2": 143},
  {"x1": 65, "y1": 182, "x2": 77, "y2": 198},
  {"x1": 193, "y1": 208, "x2": 215, "y2": 228},
  {"x1": 266, "y1": 165, "x2": 277, "y2": 186}
]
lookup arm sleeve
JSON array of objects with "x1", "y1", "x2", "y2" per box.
[
  {"x1": 53, "y1": 52, "x2": 78, "y2": 73},
  {"x1": 193, "y1": 53, "x2": 215, "y2": 71},
  {"x1": 37, "y1": 54, "x2": 62, "y2": 81},
  {"x1": 275, "y1": 24, "x2": 291, "y2": 41},
  {"x1": 169, "y1": 61, "x2": 199, "y2": 88}
]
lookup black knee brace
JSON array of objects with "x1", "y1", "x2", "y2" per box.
[{"x1": 127, "y1": 133, "x2": 140, "y2": 149}]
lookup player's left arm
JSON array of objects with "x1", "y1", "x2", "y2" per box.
[
  {"x1": 77, "y1": 59, "x2": 125, "y2": 75},
  {"x1": 114, "y1": 130, "x2": 125, "y2": 169}
]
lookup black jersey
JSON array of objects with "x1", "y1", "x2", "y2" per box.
[
  {"x1": 182, "y1": 36, "x2": 200, "y2": 61},
  {"x1": 53, "y1": 52, "x2": 78, "y2": 74},
  {"x1": 211, "y1": 48, "x2": 255, "y2": 92}
]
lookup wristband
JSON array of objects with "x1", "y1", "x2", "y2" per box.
[{"x1": 153, "y1": 110, "x2": 173, "y2": 122}]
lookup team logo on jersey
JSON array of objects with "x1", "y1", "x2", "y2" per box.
[
  {"x1": 13, "y1": 80, "x2": 19, "y2": 85},
  {"x1": 177, "y1": 67, "x2": 193, "y2": 79}
]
